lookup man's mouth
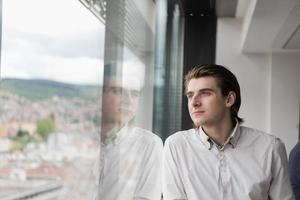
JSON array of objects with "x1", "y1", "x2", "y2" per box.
[{"x1": 192, "y1": 111, "x2": 205, "y2": 115}]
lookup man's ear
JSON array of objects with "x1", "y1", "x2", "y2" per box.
[{"x1": 226, "y1": 91, "x2": 236, "y2": 107}]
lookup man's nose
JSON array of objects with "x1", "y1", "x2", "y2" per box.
[
  {"x1": 122, "y1": 90, "x2": 132, "y2": 103},
  {"x1": 192, "y1": 95, "x2": 201, "y2": 107}
]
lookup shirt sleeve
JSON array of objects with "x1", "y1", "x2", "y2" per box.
[
  {"x1": 269, "y1": 138, "x2": 295, "y2": 200},
  {"x1": 162, "y1": 137, "x2": 187, "y2": 200},
  {"x1": 289, "y1": 144, "x2": 300, "y2": 200},
  {"x1": 134, "y1": 136, "x2": 163, "y2": 200}
]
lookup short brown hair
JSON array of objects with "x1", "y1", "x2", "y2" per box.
[{"x1": 184, "y1": 64, "x2": 243, "y2": 123}]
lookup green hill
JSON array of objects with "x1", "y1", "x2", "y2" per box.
[{"x1": 0, "y1": 78, "x2": 100, "y2": 100}]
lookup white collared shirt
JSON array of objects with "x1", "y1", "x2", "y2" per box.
[
  {"x1": 163, "y1": 124, "x2": 295, "y2": 200},
  {"x1": 97, "y1": 125, "x2": 163, "y2": 200}
]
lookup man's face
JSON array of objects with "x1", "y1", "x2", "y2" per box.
[
  {"x1": 186, "y1": 77, "x2": 232, "y2": 128},
  {"x1": 102, "y1": 85, "x2": 140, "y2": 126}
]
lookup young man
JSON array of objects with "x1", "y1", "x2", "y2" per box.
[
  {"x1": 289, "y1": 141, "x2": 300, "y2": 199},
  {"x1": 163, "y1": 64, "x2": 294, "y2": 200}
]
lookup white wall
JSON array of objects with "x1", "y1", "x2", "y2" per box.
[
  {"x1": 216, "y1": 18, "x2": 270, "y2": 132},
  {"x1": 216, "y1": 18, "x2": 300, "y2": 153},
  {"x1": 270, "y1": 52, "x2": 300, "y2": 153}
]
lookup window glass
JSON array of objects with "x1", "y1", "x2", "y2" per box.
[
  {"x1": 0, "y1": 0, "x2": 184, "y2": 198},
  {"x1": 0, "y1": 0, "x2": 171, "y2": 199},
  {"x1": 0, "y1": 0, "x2": 104, "y2": 198}
]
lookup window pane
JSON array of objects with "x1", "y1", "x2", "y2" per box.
[
  {"x1": 0, "y1": 0, "x2": 104, "y2": 199},
  {"x1": 0, "y1": 0, "x2": 175, "y2": 199}
]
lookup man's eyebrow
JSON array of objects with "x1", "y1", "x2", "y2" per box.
[
  {"x1": 185, "y1": 88, "x2": 215, "y2": 96},
  {"x1": 186, "y1": 88, "x2": 214, "y2": 96},
  {"x1": 198, "y1": 88, "x2": 214, "y2": 92}
]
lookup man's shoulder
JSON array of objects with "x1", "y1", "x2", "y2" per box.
[
  {"x1": 132, "y1": 127, "x2": 163, "y2": 145},
  {"x1": 165, "y1": 129, "x2": 195, "y2": 144},
  {"x1": 292, "y1": 141, "x2": 300, "y2": 152},
  {"x1": 240, "y1": 126, "x2": 274, "y2": 137},
  {"x1": 239, "y1": 126, "x2": 281, "y2": 147},
  {"x1": 290, "y1": 142, "x2": 300, "y2": 158}
]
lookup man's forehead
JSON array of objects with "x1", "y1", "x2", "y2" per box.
[
  {"x1": 105, "y1": 76, "x2": 142, "y2": 91},
  {"x1": 188, "y1": 77, "x2": 219, "y2": 90},
  {"x1": 103, "y1": 62, "x2": 145, "y2": 91}
]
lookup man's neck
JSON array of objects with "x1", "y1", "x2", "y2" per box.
[
  {"x1": 202, "y1": 117, "x2": 235, "y2": 146},
  {"x1": 101, "y1": 121, "x2": 123, "y2": 141}
]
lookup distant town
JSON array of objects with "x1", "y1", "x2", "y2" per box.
[{"x1": 0, "y1": 83, "x2": 102, "y2": 199}]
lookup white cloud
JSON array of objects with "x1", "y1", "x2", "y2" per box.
[
  {"x1": 3, "y1": 0, "x2": 103, "y2": 36},
  {"x1": 122, "y1": 47, "x2": 146, "y2": 89},
  {"x1": 1, "y1": 50, "x2": 104, "y2": 85},
  {"x1": 41, "y1": 56, "x2": 104, "y2": 85},
  {"x1": 1, "y1": 0, "x2": 105, "y2": 85}
]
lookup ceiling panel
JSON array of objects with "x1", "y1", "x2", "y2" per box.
[{"x1": 284, "y1": 24, "x2": 300, "y2": 49}]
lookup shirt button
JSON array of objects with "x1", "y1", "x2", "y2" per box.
[{"x1": 219, "y1": 154, "x2": 224, "y2": 160}]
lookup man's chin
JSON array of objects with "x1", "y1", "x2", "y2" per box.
[
  {"x1": 193, "y1": 119, "x2": 206, "y2": 128},
  {"x1": 193, "y1": 122, "x2": 201, "y2": 128}
]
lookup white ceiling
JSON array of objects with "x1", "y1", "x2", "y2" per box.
[
  {"x1": 240, "y1": 0, "x2": 300, "y2": 53},
  {"x1": 285, "y1": 24, "x2": 300, "y2": 49}
]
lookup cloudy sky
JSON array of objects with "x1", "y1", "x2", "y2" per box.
[{"x1": 1, "y1": 0, "x2": 105, "y2": 85}]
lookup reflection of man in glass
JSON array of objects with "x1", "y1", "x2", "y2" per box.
[
  {"x1": 97, "y1": 63, "x2": 162, "y2": 200},
  {"x1": 101, "y1": 77, "x2": 140, "y2": 138}
]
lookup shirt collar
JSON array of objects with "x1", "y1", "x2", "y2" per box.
[
  {"x1": 197, "y1": 128, "x2": 213, "y2": 150},
  {"x1": 102, "y1": 124, "x2": 130, "y2": 145},
  {"x1": 228, "y1": 122, "x2": 241, "y2": 148},
  {"x1": 197, "y1": 121, "x2": 241, "y2": 150}
]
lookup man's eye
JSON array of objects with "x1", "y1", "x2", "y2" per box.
[
  {"x1": 201, "y1": 92, "x2": 211, "y2": 96},
  {"x1": 186, "y1": 94, "x2": 193, "y2": 99},
  {"x1": 111, "y1": 88, "x2": 122, "y2": 94}
]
